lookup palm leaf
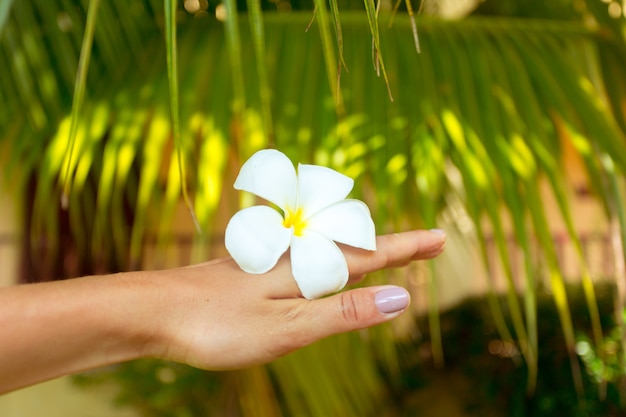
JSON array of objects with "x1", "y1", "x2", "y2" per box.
[
  {"x1": 312, "y1": 0, "x2": 343, "y2": 112},
  {"x1": 61, "y1": 0, "x2": 100, "y2": 206},
  {"x1": 2, "y1": 3, "x2": 626, "y2": 414},
  {"x1": 164, "y1": 0, "x2": 200, "y2": 234}
]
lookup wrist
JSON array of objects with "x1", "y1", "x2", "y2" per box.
[{"x1": 101, "y1": 271, "x2": 169, "y2": 363}]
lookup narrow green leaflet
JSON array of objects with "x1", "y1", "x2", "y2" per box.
[
  {"x1": 0, "y1": 0, "x2": 13, "y2": 36},
  {"x1": 61, "y1": 0, "x2": 100, "y2": 207},
  {"x1": 311, "y1": 0, "x2": 343, "y2": 112},
  {"x1": 246, "y1": 0, "x2": 273, "y2": 141},
  {"x1": 362, "y1": 0, "x2": 393, "y2": 101},
  {"x1": 164, "y1": 0, "x2": 200, "y2": 233}
]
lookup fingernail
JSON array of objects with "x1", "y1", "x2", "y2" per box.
[
  {"x1": 430, "y1": 229, "x2": 446, "y2": 244},
  {"x1": 375, "y1": 287, "x2": 410, "y2": 314}
]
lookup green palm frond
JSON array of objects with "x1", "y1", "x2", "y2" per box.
[{"x1": 2, "y1": 0, "x2": 626, "y2": 414}]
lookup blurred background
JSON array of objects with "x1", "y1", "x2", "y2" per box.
[{"x1": 1, "y1": 0, "x2": 626, "y2": 415}]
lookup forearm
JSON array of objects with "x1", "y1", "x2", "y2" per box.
[{"x1": 0, "y1": 272, "x2": 157, "y2": 393}]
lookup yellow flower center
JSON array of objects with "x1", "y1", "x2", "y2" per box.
[{"x1": 283, "y1": 208, "x2": 306, "y2": 237}]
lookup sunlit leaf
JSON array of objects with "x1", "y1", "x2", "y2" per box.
[
  {"x1": 0, "y1": 0, "x2": 14, "y2": 35},
  {"x1": 61, "y1": 0, "x2": 100, "y2": 207}
]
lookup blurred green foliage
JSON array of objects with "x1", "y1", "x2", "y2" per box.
[
  {"x1": 2, "y1": 0, "x2": 626, "y2": 415},
  {"x1": 74, "y1": 283, "x2": 626, "y2": 417}
]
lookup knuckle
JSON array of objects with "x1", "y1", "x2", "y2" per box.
[{"x1": 340, "y1": 292, "x2": 360, "y2": 323}]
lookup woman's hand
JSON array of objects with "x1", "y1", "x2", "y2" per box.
[
  {"x1": 0, "y1": 229, "x2": 445, "y2": 393},
  {"x1": 148, "y1": 229, "x2": 446, "y2": 370}
]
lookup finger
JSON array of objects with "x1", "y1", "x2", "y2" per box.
[
  {"x1": 264, "y1": 229, "x2": 445, "y2": 299},
  {"x1": 343, "y1": 229, "x2": 446, "y2": 281},
  {"x1": 276, "y1": 285, "x2": 411, "y2": 350},
  {"x1": 181, "y1": 257, "x2": 232, "y2": 269}
]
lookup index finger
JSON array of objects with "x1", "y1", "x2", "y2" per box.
[
  {"x1": 261, "y1": 229, "x2": 446, "y2": 299},
  {"x1": 342, "y1": 229, "x2": 446, "y2": 281}
]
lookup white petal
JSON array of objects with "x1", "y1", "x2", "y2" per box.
[
  {"x1": 297, "y1": 163, "x2": 354, "y2": 218},
  {"x1": 306, "y1": 199, "x2": 377, "y2": 250},
  {"x1": 225, "y1": 206, "x2": 292, "y2": 274},
  {"x1": 290, "y1": 231, "x2": 349, "y2": 299},
  {"x1": 234, "y1": 149, "x2": 297, "y2": 210}
]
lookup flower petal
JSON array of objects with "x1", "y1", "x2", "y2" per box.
[
  {"x1": 290, "y1": 231, "x2": 349, "y2": 299},
  {"x1": 234, "y1": 149, "x2": 297, "y2": 210},
  {"x1": 306, "y1": 199, "x2": 377, "y2": 250},
  {"x1": 225, "y1": 206, "x2": 292, "y2": 274},
  {"x1": 297, "y1": 163, "x2": 354, "y2": 218}
]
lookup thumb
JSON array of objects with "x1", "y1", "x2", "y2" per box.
[{"x1": 303, "y1": 285, "x2": 411, "y2": 339}]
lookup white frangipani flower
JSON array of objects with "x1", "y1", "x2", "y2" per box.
[{"x1": 225, "y1": 149, "x2": 377, "y2": 299}]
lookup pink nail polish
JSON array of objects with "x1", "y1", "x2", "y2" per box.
[{"x1": 375, "y1": 287, "x2": 409, "y2": 314}]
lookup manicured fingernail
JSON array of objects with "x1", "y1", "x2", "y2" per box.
[
  {"x1": 375, "y1": 287, "x2": 410, "y2": 314},
  {"x1": 430, "y1": 229, "x2": 446, "y2": 244}
]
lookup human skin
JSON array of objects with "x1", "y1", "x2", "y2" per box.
[{"x1": 0, "y1": 229, "x2": 445, "y2": 393}]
